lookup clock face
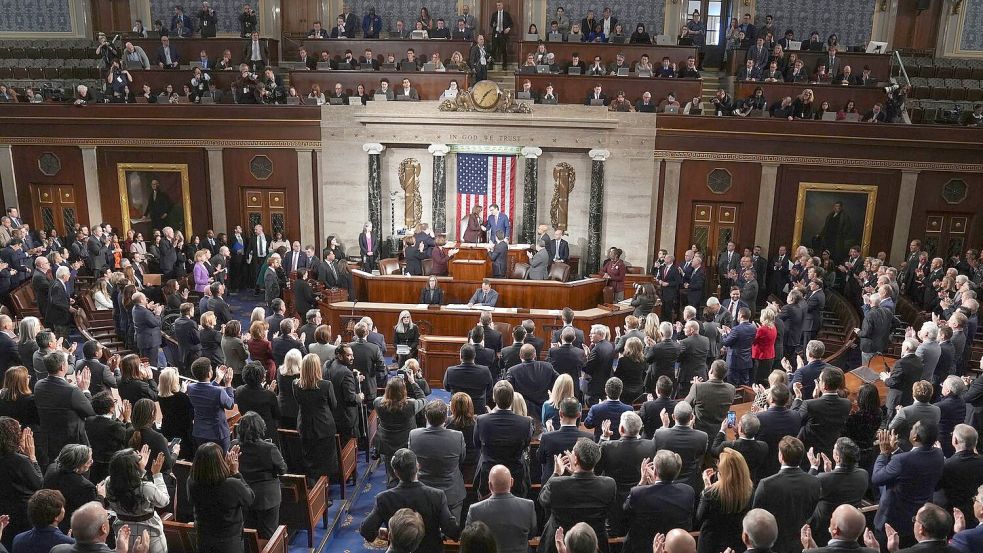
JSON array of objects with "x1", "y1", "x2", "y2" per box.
[{"x1": 471, "y1": 80, "x2": 500, "y2": 110}]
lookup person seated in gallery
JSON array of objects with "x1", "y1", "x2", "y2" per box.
[
  {"x1": 430, "y1": 18, "x2": 451, "y2": 39},
  {"x1": 540, "y1": 83, "x2": 559, "y2": 104},
  {"x1": 377, "y1": 79, "x2": 395, "y2": 100},
  {"x1": 563, "y1": 53, "x2": 587, "y2": 74},
  {"x1": 785, "y1": 59, "x2": 809, "y2": 83},
  {"x1": 468, "y1": 279, "x2": 499, "y2": 308},
  {"x1": 584, "y1": 84, "x2": 609, "y2": 106},
  {"x1": 769, "y1": 96, "x2": 794, "y2": 118},
  {"x1": 658, "y1": 92, "x2": 681, "y2": 112},
  {"x1": 328, "y1": 83, "x2": 349, "y2": 104},
  {"x1": 676, "y1": 56, "x2": 701, "y2": 78},
  {"x1": 298, "y1": 47, "x2": 317, "y2": 70},
  {"x1": 308, "y1": 20, "x2": 328, "y2": 38},
  {"x1": 738, "y1": 58, "x2": 760, "y2": 81},
  {"x1": 734, "y1": 86, "x2": 767, "y2": 116},
  {"x1": 360, "y1": 49, "x2": 380, "y2": 70},
  {"x1": 608, "y1": 91, "x2": 634, "y2": 112},
  {"x1": 586, "y1": 55, "x2": 606, "y2": 76},
  {"x1": 419, "y1": 275, "x2": 445, "y2": 305},
  {"x1": 710, "y1": 89, "x2": 734, "y2": 116},
  {"x1": 399, "y1": 49, "x2": 423, "y2": 71},
  {"x1": 812, "y1": 63, "x2": 832, "y2": 84},
  {"x1": 339, "y1": 50, "x2": 360, "y2": 70},
  {"x1": 331, "y1": 15, "x2": 355, "y2": 38},
  {"x1": 634, "y1": 54, "x2": 654, "y2": 74},
  {"x1": 397, "y1": 78, "x2": 420, "y2": 101},
  {"x1": 761, "y1": 61, "x2": 783, "y2": 82},
  {"x1": 655, "y1": 56, "x2": 675, "y2": 78},
  {"x1": 607, "y1": 53, "x2": 630, "y2": 75},
  {"x1": 635, "y1": 91, "x2": 657, "y2": 113},
  {"x1": 318, "y1": 50, "x2": 337, "y2": 70}
]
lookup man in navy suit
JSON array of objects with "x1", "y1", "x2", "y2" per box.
[
  {"x1": 155, "y1": 36, "x2": 181, "y2": 69},
  {"x1": 583, "y1": 377, "x2": 633, "y2": 441},
  {"x1": 483, "y1": 204, "x2": 510, "y2": 243},
  {"x1": 934, "y1": 423, "x2": 983, "y2": 528},
  {"x1": 444, "y1": 344, "x2": 494, "y2": 414},
  {"x1": 131, "y1": 292, "x2": 163, "y2": 367},
  {"x1": 683, "y1": 255, "x2": 706, "y2": 309},
  {"x1": 774, "y1": 290, "x2": 805, "y2": 366},
  {"x1": 719, "y1": 286, "x2": 750, "y2": 328},
  {"x1": 656, "y1": 254, "x2": 682, "y2": 322},
  {"x1": 803, "y1": 279, "x2": 826, "y2": 348},
  {"x1": 544, "y1": 229, "x2": 569, "y2": 264},
  {"x1": 787, "y1": 340, "x2": 830, "y2": 399},
  {"x1": 187, "y1": 357, "x2": 236, "y2": 451},
  {"x1": 721, "y1": 306, "x2": 756, "y2": 385},
  {"x1": 489, "y1": 233, "x2": 509, "y2": 277},
  {"x1": 475, "y1": 381, "x2": 533, "y2": 498},
  {"x1": 468, "y1": 279, "x2": 499, "y2": 307},
  {"x1": 583, "y1": 325, "x2": 615, "y2": 406},
  {"x1": 622, "y1": 449, "x2": 694, "y2": 552},
  {"x1": 756, "y1": 383, "x2": 802, "y2": 478},
  {"x1": 537, "y1": 397, "x2": 591, "y2": 478},
  {"x1": 282, "y1": 241, "x2": 308, "y2": 273},
  {"x1": 505, "y1": 344, "x2": 558, "y2": 420},
  {"x1": 872, "y1": 420, "x2": 945, "y2": 549},
  {"x1": 546, "y1": 327, "x2": 587, "y2": 401},
  {"x1": 170, "y1": 6, "x2": 194, "y2": 37}
]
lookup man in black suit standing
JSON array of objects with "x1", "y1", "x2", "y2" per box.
[
  {"x1": 676, "y1": 320, "x2": 710, "y2": 397},
  {"x1": 547, "y1": 327, "x2": 587, "y2": 399},
  {"x1": 538, "y1": 437, "x2": 617, "y2": 553},
  {"x1": 653, "y1": 402, "x2": 709, "y2": 494},
  {"x1": 803, "y1": 279, "x2": 826, "y2": 348},
  {"x1": 717, "y1": 241, "x2": 741, "y2": 293},
  {"x1": 656, "y1": 254, "x2": 682, "y2": 322},
  {"x1": 801, "y1": 504, "x2": 877, "y2": 553},
  {"x1": 934, "y1": 423, "x2": 983, "y2": 526},
  {"x1": 537, "y1": 397, "x2": 591, "y2": 477},
  {"x1": 756, "y1": 384, "x2": 803, "y2": 478},
  {"x1": 583, "y1": 324, "x2": 615, "y2": 406},
  {"x1": 881, "y1": 338, "x2": 923, "y2": 415},
  {"x1": 683, "y1": 255, "x2": 706, "y2": 310},
  {"x1": 769, "y1": 246, "x2": 792, "y2": 297},
  {"x1": 550, "y1": 308, "x2": 586, "y2": 348},
  {"x1": 477, "y1": 312, "x2": 503, "y2": 354},
  {"x1": 468, "y1": 327, "x2": 498, "y2": 379},
  {"x1": 132, "y1": 292, "x2": 163, "y2": 367},
  {"x1": 282, "y1": 241, "x2": 308, "y2": 274},
  {"x1": 805, "y1": 438, "x2": 870, "y2": 547},
  {"x1": 350, "y1": 322, "x2": 385, "y2": 401},
  {"x1": 158, "y1": 227, "x2": 178, "y2": 279},
  {"x1": 856, "y1": 293, "x2": 894, "y2": 366},
  {"x1": 263, "y1": 253, "x2": 282, "y2": 309},
  {"x1": 475, "y1": 381, "x2": 533, "y2": 498},
  {"x1": 522, "y1": 320, "x2": 545, "y2": 357},
  {"x1": 793, "y1": 367, "x2": 852, "y2": 461},
  {"x1": 206, "y1": 282, "x2": 233, "y2": 326},
  {"x1": 622, "y1": 450, "x2": 695, "y2": 553},
  {"x1": 292, "y1": 268, "x2": 316, "y2": 324},
  {"x1": 444, "y1": 344, "x2": 494, "y2": 415},
  {"x1": 323, "y1": 345, "x2": 362, "y2": 445},
  {"x1": 47, "y1": 266, "x2": 75, "y2": 340},
  {"x1": 595, "y1": 411, "x2": 658, "y2": 537},
  {"x1": 359, "y1": 448, "x2": 460, "y2": 551},
  {"x1": 144, "y1": 179, "x2": 173, "y2": 232},
  {"x1": 709, "y1": 412, "x2": 769, "y2": 484},
  {"x1": 774, "y1": 290, "x2": 804, "y2": 366},
  {"x1": 752, "y1": 436, "x2": 821, "y2": 553},
  {"x1": 505, "y1": 344, "x2": 558, "y2": 420},
  {"x1": 85, "y1": 226, "x2": 109, "y2": 273},
  {"x1": 500, "y1": 326, "x2": 526, "y2": 376},
  {"x1": 469, "y1": 34, "x2": 490, "y2": 83},
  {"x1": 34, "y1": 350, "x2": 95, "y2": 461},
  {"x1": 488, "y1": 2, "x2": 513, "y2": 69}
]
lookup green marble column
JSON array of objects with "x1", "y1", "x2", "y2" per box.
[
  {"x1": 520, "y1": 146, "x2": 543, "y2": 245},
  {"x1": 585, "y1": 149, "x2": 610, "y2": 276}
]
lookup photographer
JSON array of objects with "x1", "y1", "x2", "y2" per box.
[
  {"x1": 239, "y1": 4, "x2": 258, "y2": 38},
  {"x1": 233, "y1": 64, "x2": 259, "y2": 104},
  {"x1": 95, "y1": 33, "x2": 120, "y2": 70},
  {"x1": 106, "y1": 61, "x2": 133, "y2": 103},
  {"x1": 884, "y1": 82, "x2": 909, "y2": 123},
  {"x1": 189, "y1": 66, "x2": 211, "y2": 103}
]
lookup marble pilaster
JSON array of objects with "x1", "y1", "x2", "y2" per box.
[
  {"x1": 755, "y1": 163, "x2": 780, "y2": 254},
  {"x1": 521, "y1": 146, "x2": 543, "y2": 245},
  {"x1": 892, "y1": 170, "x2": 920, "y2": 266},
  {"x1": 363, "y1": 143, "x2": 385, "y2": 245},
  {"x1": 296, "y1": 149, "x2": 316, "y2": 248},
  {"x1": 659, "y1": 160, "x2": 682, "y2": 254},
  {"x1": 0, "y1": 146, "x2": 17, "y2": 210},
  {"x1": 428, "y1": 143, "x2": 450, "y2": 234},
  {"x1": 586, "y1": 149, "x2": 610, "y2": 276},
  {"x1": 80, "y1": 146, "x2": 103, "y2": 226},
  {"x1": 205, "y1": 148, "x2": 227, "y2": 234}
]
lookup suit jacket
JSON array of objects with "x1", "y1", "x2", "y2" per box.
[
  {"x1": 539, "y1": 472, "x2": 617, "y2": 553},
  {"x1": 685, "y1": 266, "x2": 706, "y2": 306},
  {"x1": 187, "y1": 381, "x2": 235, "y2": 441},
  {"x1": 795, "y1": 393, "x2": 853, "y2": 457},
  {"x1": 528, "y1": 248, "x2": 550, "y2": 280},
  {"x1": 155, "y1": 45, "x2": 182, "y2": 66},
  {"x1": 537, "y1": 425, "x2": 592, "y2": 476},
  {"x1": 644, "y1": 340, "x2": 681, "y2": 385},
  {"x1": 475, "y1": 409, "x2": 532, "y2": 475},
  {"x1": 489, "y1": 241, "x2": 508, "y2": 277},
  {"x1": 916, "y1": 340, "x2": 942, "y2": 382},
  {"x1": 546, "y1": 344, "x2": 586, "y2": 385},
  {"x1": 710, "y1": 433, "x2": 769, "y2": 482},
  {"x1": 46, "y1": 280, "x2": 72, "y2": 327},
  {"x1": 465, "y1": 493, "x2": 537, "y2": 553},
  {"x1": 359, "y1": 480, "x2": 460, "y2": 551},
  {"x1": 653, "y1": 425, "x2": 708, "y2": 492},
  {"x1": 623, "y1": 481, "x2": 695, "y2": 553},
  {"x1": 444, "y1": 362, "x2": 494, "y2": 414},
  {"x1": 132, "y1": 304, "x2": 161, "y2": 349},
  {"x1": 684, "y1": 380, "x2": 736, "y2": 436},
  {"x1": 859, "y1": 306, "x2": 893, "y2": 354},
  {"x1": 809, "y1": 466, "x2": 870, "y2": 545},
  {"x1": 34, "y1": 376, "x2": 95, "y2": 458},
  {"x1": 241, "y1": 41, "x2": 270, "y2": 65},
  {"x1": 584, "y1": 340, "x2": 615, "y2": 398},
  {"x1": 886, "y1": 354, "x2": 923, "y2": 413},
  {"x1": 272, "y1": 336, "x2": 306, "y2": 367},
  {"x1": 597, "y1": 437, "x2": 658, "y2": 494},
  {"x1": 934, "y1": 450, "x2": 983, "y2": 529},
  {"x1": 753, "y1": 467, "x2": 822, "y2": 553},
  {"x1": 468, "y1": 288, "x2": 499, "y2": 307},
  {"x1": 717, "y1": 250, "x2": 741, "y2": 280},
  {"x1": 86, "y1": 236, "x2": 108, "y2": 271},
  {"x1": 264, "y1": 267, "x2": 280, "y2": 307},
  {"x1": 550, "y1": 326, "x2": 586, "y2": 349},
  {"x1": 791, "y1": 360, "x2": 828, "y2": 399},
  {"x1": 282, "y1": 250, "x2": 308, "y2": 272},
  {"x1": 505, "y1": 360, "x2": 558, "y2": 417},
  {"x1": 747, "y1": 44, "x2": 770, "y2": 68},
  {"x1": 872, "y1": 446, "x2": 945, "y2": 534},
  {"x1": 936, "y1": 341, "x2": 956, "y2": 382},
  {"x1": 409, "y1": 426, "x2": 467, "y2": 508},
  {"x1": 890, "y1": 401, "x2": 941, "y2": 451},
  {"x1": 805, "y1": 290, "x2": 826, "y2": 333},
  {"x1": 0, "y1": 331, "x2": 22, "y2": 374},
  {"x1": 173, "y1": 316, "x2": 201, "y2": 368},
  {"x1": 951, "y1": 516, "x2": 983, "y2": 552},
  {"x1": 677, "y1": 334, "x2": 710, "y2": 383},
  {"x1": 206, "y1": 296, "x2": 233, "y2": 326},
  {"x1": 584, "y1": 399, "x2": 633, "y2": 440},
  {"x1": 779, "y1": 300, "x2": 805, "y2": 348},
  {"x1": 721, "y1": 321, "x2": 755, "y2": 372},
  {"x1": 32, "y1": 270, "x2": 51, "y2": 319},
  {"x1": 545, "y1": 239, "x2": 569, "y2": 262},
  {"x1": 349, "y1": 339, "x2": 385, "y2": 399},
  {"x1": 293, "y1": 278, "x2": 316, "y2": 319},
  {"x1": 756, "y1": 406, "x2": 803, "y2": 477}
]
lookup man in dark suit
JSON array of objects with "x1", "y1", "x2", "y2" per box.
[
  {"x1": 747, "y1": 37, "x2": 770, "y2": 71},
  {"x1": 803, "y1": 279, "x2": 826, "y2": 347},
  {"x1": 805, "y1": 438, "x2": 870, "y2": 546},
  {"x1": 622, "y1": 449, "x2": 694, "y2": 553},
  {"x1": 31, "y1": 256, "x2": 52, "y2": 323},
  {"x1": 653, "y1": 402, "x2": 709, "y2": 494},
  {"x1": 478, "y1": 312, "x2": 503, "y2": 353},
  {"x1": 757, "y1": 384, "x2": 803, "y2": 478},
  {"x1": 882, "y1": 339, "x2": 924, "y2": 414},
  {"x1": 444, "y1": 344, "x2": 494, "y2": 415},
  {"x1": 272, "y1": 319, "x2": 307, "y2": 367},
  {"x1": 155, "y1": 35, "x2": 181, "y2": 68},
  {"x1": 677, "y1": 320, "x2": 710, "y2": 397},
  {"x1": 871, "y1": 421, "x2": 945, "y2": 548},
  {"x1": 500, "y1": 326, "x2": 526, "y2": 376},
  {"x1": 241, "y1": 31, "x2": 269, "y2": 72},
  {"x1": 934, "y1": 423, "x2": 983, "y2": 529},
  {"x1": 583, "y1": 325, "x2": 615, "y2": 406},
  {"x1": 467, "y1": 279, "x2": 499, "y2": 307},
  {"x1": 489, "y1": 233, "x2": 508, "y2": 277},
  {"x1": 132, "y1": 292, "x2": 162, "y2": 367},
  {"x1": 46, "y1": 266, "x2": 74, "y2": 340},
  {"x1": 85, "y1": 227, "x2": 108, "y2": 273},
  {"x1": 774, "y1": 290, "x2": 805, "y2": 366},
  {"x1": 350, "y1": 322, "x2": 385, "y2": 401},
  {"x1": 505, "y1": 344, "x2": 558, "y2": 420},
  {"x1": 769, "y1": 246, "x2": 792, "y2": 297},
  {"x1": 0, "y1": 315, "x2": 21, "y2": 374},
  {"x1": 282, "y1": 242, "x2": 308, "y2": 274},
  {"x1": 475, "y1": 381, "x2": 533, "y2": 498},
  {"x1": 794, "y1": 367, "x2": 853, "y2": 461},
  {"x1": 263, "y1": 253, "x2": 282, "y2": 309},
  {"x1": 752, "y1": 436, "x2": 821, "y2": 553},
  {"x1": 408, "y1": 400, "x2": 467, "y2": 520},
  {"x1": 710, "y1": 412, "x2": 769, "y2": 483},
  {"x1": 247, "y1": 224, "x2": 270, "y2": 294},
  {"x1": 465, "y1": 464, "x2": 538, "y2": 553},
  {"x1": 206, "y1": 282, "x2": 233, "y2": 326},
  {"x1": 889, "y1": 381, "x2": 942, "y2": 451},
  {"x1": 292, "y1": 268, "x2": 316, "y2": 324},
  {"x1": 538, "y1": 437, "x2": 617, "y2": 553},
  {"x1": 547, "y1": 328, "x2": 587, "y2": 399},
  {"x1": 469, "y1": 34, "x2": 490, "y2": 82},
  {"x1": 488, "y1": 1, "x2": 513, "y2": 69},
  {"x1": 583, "y1": 377, "x2": 633, "y2": 441},
  {"x1": 683, "y1": 256, "x2": 706, "y2": 309},
  {"x1": 550, "y1": 308, "x2": 586, "y2": 348},
  {"x1": 158, "y1": 228, "x2": 178, "y2": 278},
  {"x1": 467, "y1": 327, "x2": 498, "y2": 379},
  {"x1": 544, "y1": 229, "x2": 569, "y2": 264},
  {"x1": 717, "y1": 241, "x2": 741, "y2": 292},
  {"x1": 789, "y1": 340, "x2": 831, "y2": 399},
  {"x1": 595, "y1": 411, "x2": 659, "y2": 538},
  {"x1": 857, "y1": 293, "x2": 894, "y2": 366},
  {"x1": 34, "y1": 350, "x2": 95, "y2": 462},
  {"x1": 537, "y1": 397, "x2": 592, "y2": 477},
  {"x1": 684, "y1": 360, "x2": 736, "y2": 436},
  {"x1": 802, "y1": 504, "x2": 877, "y2": 553},
  {"x1": 656, "y1": 254, "x2": 682, "y2": 322},
  {"x1": 322, "y1": 344, "x2": 361, "y2": 444},
  {"x1": 721, "y1": 307, "x2": 756, "y2": 386},
  {"x1": 720, "y1": 286, "x2": 749, "y2": 328},
  {"x1": 263, "y1": 299, "x2": 285, "y2": 342},
  {"x1": 172, "y1": 303, "x2": 201, "y2": 371},
  {"x1": 359, "y1": 448, "x2": 460, "y2": 551}
]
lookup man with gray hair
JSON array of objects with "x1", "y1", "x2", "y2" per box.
[
  {"x1": 35, "y1": 350, "x2": 93, "y2": 465},
  {"x1": 785, "y1": 339, "x2": 829, "y2": 399},
  {"x1": 710, "y1": 412, "x2": 768, "y2": 483},
  {"x1": 583, "y1": 324, "x2": 615, "y2": 406},
  {"x1": 31, "y1": 255, "x2": 52, "y2": 321},
  {"x1": 539, "y1": 438, "x2": 616, "y2": 553},
  {"x1": 880, "y1": 338, "x2": 923, "y2": 414},
  {"x1": 907, "y1": 321, "x2": 942, "y2": 382},
  {"x1": 739, "y1": 508, "x2": 779, "y2": 552},
  {"x1": 677, "y1": 319, "x2": 710, "y2": 397},
  {"x1": 935, "y1": 374, "x2": 967, "y2": 457},
  {"x1": 51, "y1": 501, "x2": 149, "y2": 553},
  {"x1": 131, "y1": 291, "x2": 163, "y2": 366},
  {"x1": 595, "y1": 410, "x2": 656, "y2": 536},
  {"x1": 856, "y1": 292, "x2": 893, "y2": 367},
  {"x1": 622, "y1": 449, "x2": 693, "y2": 552},
  {"x1": 934, "y1": 423, "x2": 983, "y2": 524},
  {"x1": 47, "y1": 265, "x2": 75, "y2": 339},
  {"x1": 555, "y1": 522, "x2": 598, "y2": 553},
  {"x1": 654, "y1": 401, "x2": 708, "y2": 493}
]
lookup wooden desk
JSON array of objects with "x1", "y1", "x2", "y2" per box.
[
  {"x1": 131, "y1": 38, "x2": 280, "y2": 67},
  {"x1": 519, "y1": 42, "x2": 697, "y2": 67},
  {"x1": 725, "y1": 49, "x2": 892, "y2": 79},
  {"x1": 352, "y1": 270, "x2": 608, "y2": 309},
  {"x1": 284, "y1": 38, "x2": 474, "y2": 64},
  {"x1": 735, "y1": 81, "x2": 887, "y2": 114},
  {"x1": 321, "y1": 302, "x2": 632, "y2": 386},
  {"x1": 449, "y1": 259, "x2": 489, "y2": 281},
  {"x1": 846, "y1": 355, "x2": 892, "y2": 403},
  {"x1": 515, "y1": 74, "x2": 703, "y2": 105},
  {"x1": 288, "y1": 70, "x2": 468, "y2": 100}
]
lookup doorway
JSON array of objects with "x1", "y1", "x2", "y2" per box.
[
  {"x1": 922, "y1": 213, "x2": 972, "y2": 261},
  {"x1": 681, "y1": 0, "x2": 729, "y2": 68},
  {"x1": 241, "y1": 188, "x2": 288, "y2": 241},
  {"x1": 31, "y1": 184, "x2": 79, "y2": 239},
  {"x1": 690, "y1": 202, "x2": 740, "y2": 294}
]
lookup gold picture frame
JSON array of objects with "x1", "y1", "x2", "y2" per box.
[
  {"x1": 116, "y1": 163, "x2": 193, "y2": 237},
  {"x1": 793, "y1": 182, "x2": 878, "y2": 259}
]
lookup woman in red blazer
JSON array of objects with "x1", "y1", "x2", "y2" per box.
[{"x1": 751, "y1": 307, "x2": 778, "y2": 386}]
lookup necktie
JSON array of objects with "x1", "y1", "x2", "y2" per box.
[
  {"x1": 164, "y1": 49, "x2": 172, "y2": 65},
  {"x1": 480, "y1": 292, "x2": 486, "y2": 304},
  {"x1": 731, "y1": 301, "x2": 738, "y2": 320},
  {"x1": 291, "y1": 253, "x2": 298, "y2": 272},
  {"x1": 555, "y1": 240, "x2": 560, "y2": 259},
  {"x1": 497, "y1": 12, "x2": 503, "y2": 32},
  {"x1": 330, "y1": 263, "x2": 337, "y2": 279},
  {"x1": 366, "y1": 233, "x2": 372, "y2": 252}
]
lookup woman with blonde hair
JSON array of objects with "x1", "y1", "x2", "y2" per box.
[
  {"x1": 696, "y1": 448, "x2": 753, "y2": 553},
  {"x1": 199, "y1": 310, "x2": 224, "y2": 367},
  {"x1": 752, "y1": 369, "x2": 789, "y2": 411},
  {"x1": 91, "y1": 277, "x2": 115, "y2": 310},
  {"x1": 643, "y1": 313, "x2": 661, "y2": 340},
  {"x1": 617, "y1": 337, "x2": 647, "y2": 404},
  {"x1": 448, "y1": 50, "x2": 470, "y2": 71},
  {"x1": 751, "y1": 307, "x2": 777, "y2": 386},
  {"x1": 277, "y1": 348, "x2": 303, "y2": 429},
  {"x1": 393, "y1": 310, "x2": 420, "y2": 363},
  {"x1": 250, "y1": 307, "x2": 265, "y2": 325},
  {"x1": 541, "y1": 374, "x2": 575, "y2": 428},
  {"x1": 293, "y1": 353, "x2": 338, "y2": 481},
  {"x1": 158, "y1": 367, "x2": 193, "y2": 459}
]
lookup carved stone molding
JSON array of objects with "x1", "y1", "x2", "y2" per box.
[{"x1": 653, "y1": 149, "x2": 983, "y2": 173}]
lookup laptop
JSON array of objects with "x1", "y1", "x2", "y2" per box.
[
  {"x1": 328, "y1": 97, "x2": 345, "y2": 105},
  {"x1": 525, "y1": 33, "x2": 539, "y2": 41},
  {"x1": 663, "y1": 105, "x2": 679, "y2": 114},
  {"x1": 541, "y1": 96, "x2": 558, "y2": 105},
  {"x1": 589, "y1": 98, "x2": 605, "y2": 106},
  {"x1": 381, "y1": 63, "x2": 397, "y2": 71},
  {"x1": 337, "y1": 62, "x2": 352, "y2": 70},
  {"x1": 422, "y1": 62, "x2": 436, "y2": 71},
  {"x1": 135, "y1": 96, "x2": 148, "y2": 103},
  {"x1": 278, "y1": 61, "x2": 307, "y2": 71},
  {"x1": 548, "y1": 32, "x2": 563, "y2": 42},
  {"x1": 821, "y1": 111, "x2": 836, "y2": 121},
  {"x1": 655, "y1": 34, "x2": 673, "y2": 45},
  {"x1": 200, "y1": 95, "x2": 215, "y2": 104},
  {"x1": 567, "y1": 33, "x2": 582, "y2": 42},
  {"x1": 610, "y1": 36, "x2": 627, "y2": 44},
  {"x1": 843, "y1": 113, "x2": 861, "y2": 122},
  {"x1": 146, "y1": 31, "x2": 160, "y2": 39},
  {"x1": 616, "y1": 67, "x2": 629, "y2": 76},
  {"x1": 286, "y1": 96, "x2": 301, "y2": 105},
  {"x1": 536, "y1": 64, "x2": 550, "y2": 74},
  {"x1": 374, "y1": 93, "x2": 389, "y2": 102},
  {"x1": 316, "y1": 62, "x2": 332, "y2": 71},
  {"x1": 518, "y1": 65, "x2": 536, "y2": 74},
  {"x1": 567, "y1": 66, "x2": 581, "y2": 75},
  {"x1": 349, "y1": 96, "x2": 363, "y2": 106},
  {"x1": 516, "y1": 91, "x2": 531, "y2": 99},
  {"x1": 189, "y1": 61, "x2": 203, "y2": 69},
  {"x1": 396, "y1": 94, "x2": 414, "y2": 101},
  {"x1": 388, "y1": 31, "x2": 404, "y2": 39},
  {"x1": 787, "y1": 40, "x2": 802, "y2": 51},
  {"x1": 410, "y1": 30, "x2": 428, "y2": 39},
  {"x1": 637, "y1": 69, "x2": 653, "y2": 78}
]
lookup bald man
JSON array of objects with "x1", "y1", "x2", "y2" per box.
[
  {"x1": 653, "y1": 528, "x2": 696, "y2": 553},
  {"x1": 465, "y1": 465, "x2": 537, "y2": 553},
  {"x1": 801, "y1": 504, "x2": 877, "y2": 552}
]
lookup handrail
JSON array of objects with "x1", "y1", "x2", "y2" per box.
[
  {"x1": 824, "y1": 289, "x2": 860, "y2": 366},
  {"x1": 892, "y1": 50, "x2": 912, "y2": 88}
]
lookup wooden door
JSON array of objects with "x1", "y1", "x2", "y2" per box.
[
  {"x1": 241, "y1": 188, "x2": 288, "y2": 241},
  {"x1": 922, "y1": 213, "x2": 971, "y2": 261},
  {"x1": 690, "y1": 202, "x2": 739, "y2": 294},
  {"x1": 281, "y1": 0, "x2": 323, "y2": 35},
  {"x1": 892, "y1": 0, "x2": 942, "y2": 51},
  {"x1": 482, "y1": 0, "x2": 521, "y2": 62},
  {"x1": 32, "y1": 184, "x2": 79, "y2": 239},
  {"x1": 90, "y1": 0, "x2": 132, "y2": 36}
]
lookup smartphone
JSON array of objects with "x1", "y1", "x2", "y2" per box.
[
  {"x1": 726, "y1": 410, "x2": 736, "y2": 428},
  {"x1": 168, "y1": 438, "x2": 182, "y2": 450}
]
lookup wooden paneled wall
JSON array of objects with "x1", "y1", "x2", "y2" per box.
[{"x1": 11, "y1": 146, "x2": 88, "y2": 230}]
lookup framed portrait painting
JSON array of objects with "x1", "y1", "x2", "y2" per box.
[
  {"x1": 793, "y1": 183, "x2": 877, "y2": 262},
  {"x1": 116, "y1": 163, "x2": 192, "y2": 238}
]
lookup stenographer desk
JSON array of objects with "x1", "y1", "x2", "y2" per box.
[{"x1": 321, "y1": 301, "x2": 632, "y2": 385}]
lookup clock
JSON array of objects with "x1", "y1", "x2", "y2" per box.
[{"x1": 471, "y1": 80, "x2": 501, "y2": 111}]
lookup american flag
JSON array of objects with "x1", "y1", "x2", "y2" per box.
[{"x1": 455, "y1": 153, "x2": 516, "y2": 241}]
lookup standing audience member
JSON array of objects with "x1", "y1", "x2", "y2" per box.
[
  {"x1": 11, "y1": 489, "x2": 75, "y2": 553},
  {"x1": 0, "y1": 417, "x2": 42, "y2": 551},
  {"x1": 751, "y1": 436, "x2": 821, "y2": 553},
  {"x1": 475, "y1": 381, "x2": 533, "y2": 498},
  {"x1": 293, "y1": 353, "x2": 338, "y2": 484},
  {"x1": 374, "y1": 375, "x2": 426, "y2": 487},
  {"x1": 408, "y1": 400, "x2": 467, "y2": 520},
  {"x1": 188, "y1": 443, "x2": 255, "y2": 553},
  {"x1": 102, "y1": 447, "x2": 169, "y2": 553},
  {"x1": 41, "y1": 444, "x2": 99, "y2": 533},
  {"x1": 187, "y1": 358, "x2": 235, "y2": 451},
  {"x1": 157, "y1": 368, "x2": 193, "y2": 460},
  {"x1": 234, "y1": 412, "x2": 286, "y2": 539},
  {"x1": 695, "y1": 447, "x2": 754, "y2": 553},
  {"x1": 234, "y1": 362, "x2": 280, "y2": 442}
]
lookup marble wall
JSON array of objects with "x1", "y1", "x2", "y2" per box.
[
  {"x1": 962, "y1": 0, "x2": 983, "y2": 51},
  {"x1": 0, "y1": 0, "x2": 73, "y2": 33}
]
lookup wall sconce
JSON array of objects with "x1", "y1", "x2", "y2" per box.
[
  {"x1": 879, "y1": 0, "x2": 888, "y2": 11},
  {"x1": 953, "y1": 0, "x2": 963, "y2": 14}
]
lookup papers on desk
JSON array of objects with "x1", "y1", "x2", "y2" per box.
[{"x1": 445, "y1": 304, "x2": 495, "y2": 311}]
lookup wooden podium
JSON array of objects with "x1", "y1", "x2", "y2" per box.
[
  {"x1": 419, "y1": 335, "x2": 469, "y2": 386},
  {"x1": 450, "y1": 259, "x2": 490, "y2": 281},
  {"x1": 844, "y1": 356, "x2": 891, "y2": 403}
]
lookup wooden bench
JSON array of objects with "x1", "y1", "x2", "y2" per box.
[
  {"x1": 279, "y1": 474, "x2": 329, "y2": 548},
  {"x1": 163, "y1": 519, "x2": 289, "y2": 553}
]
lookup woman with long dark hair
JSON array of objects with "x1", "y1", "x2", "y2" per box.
[
  {"x1": 616, "y1": 337, "x2": 647, "y2": 404},
  {"x1": 374, "y1": 374, "x2": 426, "y2": 486},
  {"x1": 0, "y1": 417, "x2": 41, "y2": 550},
  {"x1": 0, "y1": 366, "x2": 39, "y2": 428},
  {"x1": 293, "y1": 353, "x2": 338, "y2": 483},
  {"x1": 103, "y1": 446, "x2": 170, "y2": 553},
  {"x1": 188, "y1": 443, "x2": 255, "y2": 553},
  {"x1": 447, "y1": 392, "x2": 478, "y2": 481},
  {"x1": 844, "y1": 383, "x2": 884, "y2": 478},
  {"x1": 118, "y1": 354, "x2": 159, "y2": 404},
  {"x1": 234, "y1": 412, "x2": 287, "y2": 539},
  {"x1": 129, "y1": 398, "x2": 177, "y2": 482}
]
